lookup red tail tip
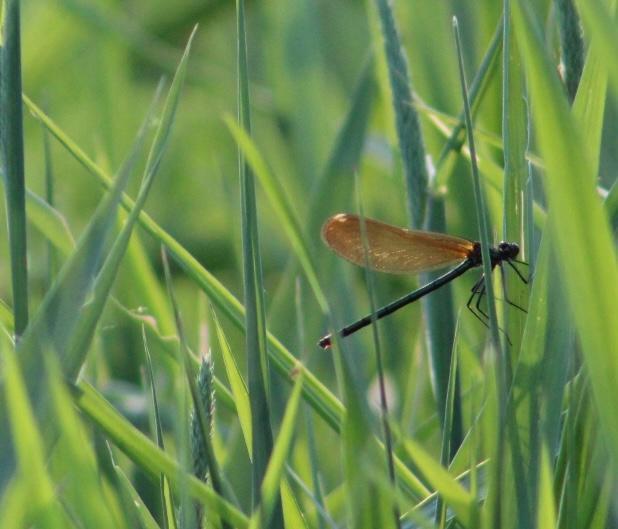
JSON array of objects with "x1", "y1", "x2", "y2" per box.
[{"x1": 318, "y1": 336, "x2": 332, "y2": 349}]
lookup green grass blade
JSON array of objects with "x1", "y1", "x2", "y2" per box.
[
  {"x1": 0, "y1": 181, "x2": 75, "y2": 256},
  {"x1": 401, "y1": 437, "x2": 477, "y2": 528},
  {"x1": 536, "y1": 444, "x2": 557, "y2": 528},
  {"x1": 373, "y1": 0, "x2": 428, "y2": 227},
  {"x1": 421, "y1": 195, "x2": 463, "y2": 455},
  {"x1": 513, "y1": 0, "x2": 618, "y2": 464},
  {"x1": 501, "y1": 8, "x2": 532, "y2": 526},
  {"x1": 556, "y1": 0, "x2": 585, "y2": 101},
  {"x1": 258, "y1": 374, "x2": 304, "y2": 527},
  {"x1": 143, "y1": 329, "x2": 179, "y2": 529},
  {"x1": 1, "y1": 0, "x2": 29, "y2": 335},
  {"x1": 111, "y1": 458, "x2": 162, "y2": 529},
  {"x1": 212, "y1": 307, "x2": 252, "y2": 453},
  {"x1": 435, "y1": 17, "x2": 504, "y2": 181},
  {"x1": 236, "y1": 1, "x2": 279, "y2": 523},
  {"x1": 225, "y1": 117, "x2": 328, "y2": 312},
  {"x1": 572, "y1": 0, "x2": 618, "y2": 94},
  {"x1": 571, "y1": 8, "x2": 612, "y2": 179}
]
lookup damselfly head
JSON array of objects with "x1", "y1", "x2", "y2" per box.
[{"x1": 497, "y1": 241, "x2": 519, "y2": 260}]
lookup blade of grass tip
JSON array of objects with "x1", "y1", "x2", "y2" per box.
[
  {"x1": 555, "y1": 0, "x2": 585, "y2": 102},
  {"x1": 142, "y1": 328, "x2": 178, "y2": 529},
  {"x1": 64, "y1": 24, "x2": 196, "y2": 372},
  {"x1": 374, "y1": 0, "x2": 428, "y2": 228},
  {"x1": 71, "y1": 381, "x2": 250, "y2": 528},
  {"x1": 1, "y1": 0, "x2": 29, "y2": 336},
  {"x1": 161, "y1": 249, "x2": 232, "y2": 529},
  {"x1": 16, "y1": 105, "x2": 145, "y2": 364},
  {"x1": 453, "y1": 16, "x2": 507, "y2": 529},
  {"x1": 64, "y1": 88, "x2": 168, "y2": 373},
  {"x1": 435, "y1": 16, "x2": 504, "y2": 177},
  {"x1": 355, "y1": 179, "x2": 401, "y2": 528},
  {"x1": 453, "y1": 19, "x2": 503, "y2": 366},
  {"x1": 111, "y1": 455, "x2": 162, "y2": 529},
  {"x1": 211, "y1": 307, "x2": 252, "y2": 453},
  {"x1": 236, "y1": 1, "x2": 279, "y2": 522}
]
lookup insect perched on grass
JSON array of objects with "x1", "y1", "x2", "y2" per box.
[{"x1": 318, "y1": 213, "x2": 528, "y2": 349}]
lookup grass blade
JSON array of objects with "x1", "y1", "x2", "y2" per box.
[
  {"x1": 513, "y1": 0, "x2": 618, "y2": 465},
  {"x1": 236, "y1": 2, "x2": 280, "y2": 524},
  {"x1": 1, "y1": 0, "x2": 29, "y2": 335},
  {"x1": 373, "y1": 0, "x2": 428, "y2": 227}
]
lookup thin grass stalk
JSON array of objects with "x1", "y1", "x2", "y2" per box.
[
  {"x1": 356, "y1": 182, "x2": 401, "y2": 529},
  {"x1": 435, "y1": 16, "x2": 504, "y2": 175},
  {"x1": 1, "y1": 0, "x2": 28, "y2": 336},
  {"x1": 42, "y1": 122, "x2": 57, "y2": 287},
  {"x1": 142, "y1": 329, "x2": 178, "y2": 529},
  {"x1": 453, "y1": 16, "x2": 507, "y2": 528}
]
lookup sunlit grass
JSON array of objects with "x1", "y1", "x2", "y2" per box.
[{"x1": 0, "y1": 1, "x2": 616, "y2": 528}]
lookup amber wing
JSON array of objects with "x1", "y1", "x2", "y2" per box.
[{"x1": 321, "y1": 213, "x2": 475, "y2": 274}]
